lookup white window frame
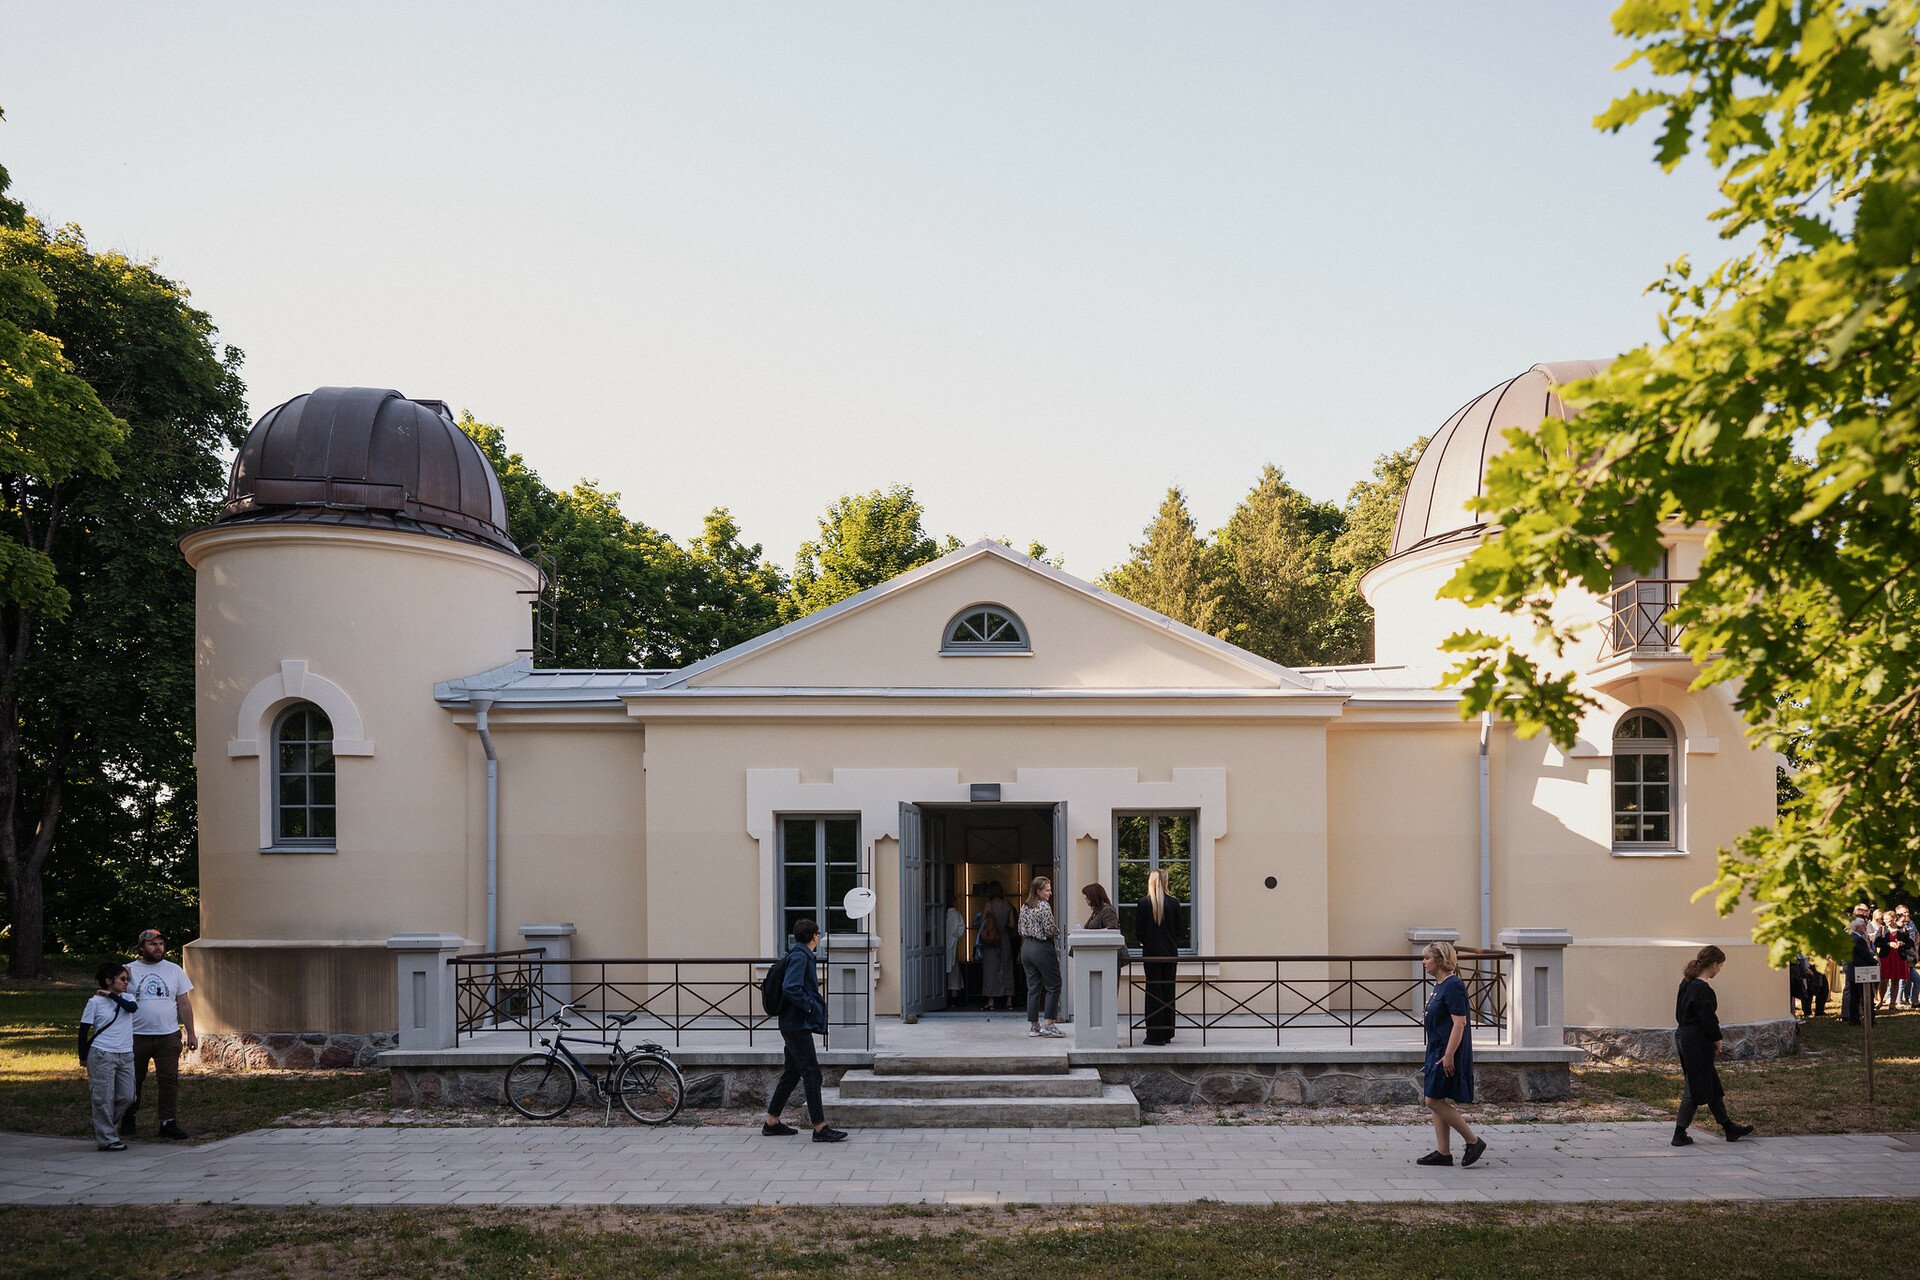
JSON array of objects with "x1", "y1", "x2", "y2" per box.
[
  {"x1": 940, "y1": 602, "x2": 1031, "y2": 655},
  {"x1": 270, "y1": 702, "x2": 337, "y2": 851},
  {"x1": 776, "y1": 814, "x2": 868, "y2": 943},
  {"x1": 1112, "y1": 810, "x2": 1199, "y2": 956},
  {"x1": 1612, "y1": 709, "x2": 1679, "y2": 854}
]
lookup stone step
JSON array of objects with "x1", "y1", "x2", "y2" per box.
[
  {"x1": 837, "y1": 1068, "x2": 1105, "y2": 1099},
  {"x1": 870, "y1": 1051, "x2": 1070, "y2": 1076},
  {"x1": 821, "y1": 1084, "x2": 1141, "y2": 1128}
]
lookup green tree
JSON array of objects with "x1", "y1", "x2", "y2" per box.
[
  {"x1": 1437, "y1": 0, "x2": 1920, "y2": 960},
  {"x1": 1212, "y1": 465, "x2": 1353, "y2": 666},
  {"x1": 784, "y1": 485, "x2": 956, "y2": 621},
  {"x1": 1101, "y1": 487, "x2": 1222, "y2": 633},
  {"x1": 0, "y1": 211, "x2": 247, "y2": 975},
  {"x1": 680, "y1": 508, "x2": 788, "y2": 659},
  {"x1": 1328, "y1": 438, "x2": 1429, "y2": 662}
]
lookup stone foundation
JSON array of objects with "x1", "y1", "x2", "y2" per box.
[
  {"x1": 1092, "y1": 1060, "x2": 1569, "y2": 1109},
  {"x1": 198, "y1": 1031, "x2": 396, "y2": 1071},
  {"x1": 1565, "y1": 1017, "x2": 1797, "y2": 1065},
  {"x1": 388, "y1": 1063, "x2": 848, "y2": 1110}
]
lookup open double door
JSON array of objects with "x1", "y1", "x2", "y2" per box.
[{"x1": 898, "y1": 800, "x2": 1068, "y2": 1019}]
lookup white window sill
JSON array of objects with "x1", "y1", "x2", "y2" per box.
[
  {"x1": 937, "y1": 649, "x2": 1034, "y2": 657},
  {"x1": 261, "y1": 845, "x2": 337, "y2": 855},
  {"x1": 1610, "y1": 847, "x2": 1687, "y2": 859}
]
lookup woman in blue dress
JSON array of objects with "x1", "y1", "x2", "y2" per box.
[{"x1": 1417, "y1": 940, "x2": 1486, "y2": 1167}]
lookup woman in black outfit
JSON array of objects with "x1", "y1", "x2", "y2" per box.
[
  {"x1": 1136, "y1": 868, "x2": 1181, "y2": 1046},
  {"x1": 1672, "y1": 944, "x2": 1755, "y2": 1146}
]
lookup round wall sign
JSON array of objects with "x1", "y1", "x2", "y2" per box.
[{"x1": 842, "y1": 886, "x2": 876, "y2": 920}]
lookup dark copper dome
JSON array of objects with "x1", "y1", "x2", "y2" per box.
[{"x1": 217, "y1": 387, "x2": 517, "y2": 554}]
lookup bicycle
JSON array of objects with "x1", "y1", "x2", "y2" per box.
[{"x1": 502, "y1": 1003, "x2": 686, "y2": 1124}]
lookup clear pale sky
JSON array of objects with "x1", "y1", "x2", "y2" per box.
[{"x1": 0, "y1": 3, "x2": 1726, "y2": 574}]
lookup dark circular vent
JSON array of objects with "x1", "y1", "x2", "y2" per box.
[{"x1": 217, "y1": 387, "x2": 517, "y2": 554}]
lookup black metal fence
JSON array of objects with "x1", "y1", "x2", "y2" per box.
[
  {"x1": 1119, "y1": 950, "x2": 1510, "y2": 1047},
  {"x1": 449, "y1": 948, "x2": 869, "y2": 1050}
]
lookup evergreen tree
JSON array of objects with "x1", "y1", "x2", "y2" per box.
[
  {"x1": 1213, "y1": 465, "x2": 1350, "y2": 666},
  {"x1": 1100, "y1": 487, "x2": 1222, "y2": 633}
]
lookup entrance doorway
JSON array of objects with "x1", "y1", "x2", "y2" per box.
[{"x1": 898, "y1": 802, "x2": 1065, "y2": 1018}]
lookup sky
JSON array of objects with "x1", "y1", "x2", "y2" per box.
[{"x1": 0, "y1": 3, "x2": 1731, "y2": 575}]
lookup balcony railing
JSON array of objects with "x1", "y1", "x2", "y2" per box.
[{"x1": 1600, "y1": 578, "x2": 1691, "y2": 658}]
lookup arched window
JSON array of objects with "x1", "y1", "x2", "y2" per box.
[
  {"x1": 941, "y1": 603, "x2": 1030, "y2": 654},
  {"x1": 1612, "y1": 710, "x2": 1677, "y2": 849},
  {"x1": 273, "y1": 702, "x2": 336, "y2": 849}
]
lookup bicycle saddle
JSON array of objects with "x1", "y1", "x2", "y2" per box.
[{"x1": 609, "y1": 1012, "x2": 641, "y2": 1027}]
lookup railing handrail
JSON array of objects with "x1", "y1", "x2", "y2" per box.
[
  {"x1": 448, "y1": 946, "x2": 547, "y2": 963},
  {"x1": 454, "y1": 955, "x2": 792, "y2": 966},
  {"x1": 1101, "y1": 950, "x2": 1512, "y2": 964}
]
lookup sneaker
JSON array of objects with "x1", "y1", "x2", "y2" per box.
[
  {"x1": 118, "y1": 1113, "x2": 136, "y2": 1138},
  {"x1": 812, "y1": 1126, "x2": 849, "y2": 1143},
  {"x1": 1671, "y1": 1131, "x2": 1694, "y2": 1147},
  {"x1": 158, "y1": 1120, "x2": 190, "y2": 1141},
  {"x1": 1461, "y1": 1138, "x2": 1487, "y2": 1167},
  {"x1": 1028, "y1": 1026, "x2": 1045, "y2": 1037},
  {"x1": 1041, "y1": 1024, "x2": 1067, "y2": 1038},
  {"x1": 1415, "y1": 1150, "x2": 1454, "y2": 1166},
  {"x1": 761, "y1": 1122, "x2": 799, "y2": 1136},
  {"x1": 1724, "y1": 1122, "x2": 1754, "y2": 1142},
  {"x1": 99, "y1": 1141, "x2": 128, "y2": 1152}
]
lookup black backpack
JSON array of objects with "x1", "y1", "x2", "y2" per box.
[{"x1": 760, "y1": 951, "x2": 791, "y2": 1017}]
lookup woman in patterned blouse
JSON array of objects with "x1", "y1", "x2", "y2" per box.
[{"x1": 1018, "y1": 877, "x2": 1065, "y2": 1038}]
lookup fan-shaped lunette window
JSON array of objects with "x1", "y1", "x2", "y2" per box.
[{"x1": 941, "y1": 604, "x2": 1030, "y2": 654}]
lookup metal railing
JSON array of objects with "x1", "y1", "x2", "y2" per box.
[
  {"x1": 1120, "y1": 950, "x2": 1510, "y2": 1047},
  {"x1": 449, "y1": 949, "x2": 866, "y2": 1049},
  {"x1": 1600, "y1": 578, "x2": 1691, "y2": 657}
]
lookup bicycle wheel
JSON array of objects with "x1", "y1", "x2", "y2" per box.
[
  {"x1": 504, "y1": 1053, "x2": 577, "y2": 1119},
  {"x1": 614, "y1": 1053, "x2": 685, "y2": 1125}
]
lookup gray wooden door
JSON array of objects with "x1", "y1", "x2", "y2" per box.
[
  {"x1": 1054, "y1": 800, "x2": 1071, "y2": 1021},
  {"x1": 899, "y1": 802, "x2": 928, "y2": 1017}
]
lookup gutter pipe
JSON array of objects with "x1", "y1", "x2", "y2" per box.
[
  {"x1": 1478, "y1": 710, "x2": 1492, "y2": 951},
  {"x1": 473, "y1": 695, "x2": 499, "y2": 954}
]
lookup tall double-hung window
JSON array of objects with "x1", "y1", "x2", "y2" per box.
[
  {"x1": 1613, "y1": 710, "x2": 1678, "y2": 851},
  {"x1": 1114, "y1": 811, "x2": 1195, "y2": 953},
  {"x1": 272, "y1": 702, "x2": 335, "y2": 850},
  {"x1": 779, "y1": 816, "x2": 865, "y2": 943}
]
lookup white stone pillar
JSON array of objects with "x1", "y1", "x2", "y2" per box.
[
  {"x1": 388, "y1": 933, "x2": 467, "y2": 1050},
  {"x1": 1068, "y1": 929, "x2": 1126, "y2": 1050},
  {"x1": 519, "y1": 922, "x2": 576, "y2": 1026},
  {"x1": 1406, "y1": 926, "x2": 1461, "y2": 1016},
  {"x1": 1498, "y1": 927, "x2": 1574, "y2": 1048},
  {"x1": 823, "y1": 933, "x2": 879, "y2": 1052}
]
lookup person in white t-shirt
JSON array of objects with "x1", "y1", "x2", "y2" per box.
[
  {"x1": 80, "y1": 961, "x2": 138, "y2": 1150},
  {"x1": 122, "y1": 928, "x2": 198, "y2": 1140}
]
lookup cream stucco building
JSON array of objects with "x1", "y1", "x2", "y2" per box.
[{"x1": 183, "y1": 368, "x2": 1783, "y2": 1058}]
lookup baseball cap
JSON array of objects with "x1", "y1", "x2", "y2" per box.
[{"x1": 137, "y1": 928, "x2": 165, "y2": 943}]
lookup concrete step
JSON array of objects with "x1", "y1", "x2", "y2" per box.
[
  {"x1": 837, "y1": 1068, "x2": 1105, "y2": 1100},
  {"x1": 821, "y1": 1084, "x2": 1141, "y2": 1128},
  {"x1": 870, "y1": 1051, "x2": 1069, "y2": 1076}
]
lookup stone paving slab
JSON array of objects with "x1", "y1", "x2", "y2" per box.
[{"x1": 1, "y1": 1124, "x2": 1915, "y2": 1207}]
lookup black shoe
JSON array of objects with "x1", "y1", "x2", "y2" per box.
[
  {"x1": 1461, "y1": 1138, "x2": 1487, "y2": 1167},
  {"x1": 1724, "y1": 1122, "x2": 1754, "y2": 1142},
  {"x1": 1671, "y1": 1131, "x2": 1694, "y2": 1147},
  {"x1": 812, "y1": 1126, "x2": 849, "y2": 1143},
  {"x1": 1415, "y1": 1150, "x2": 1453, "y2": 1166},
  {"x1": 761, "y1": 1122, "x2": 799, "y2": 1136},
  {"x1": 118, "y1": 1113, "x2": 136, "y2": 1138},
  {"x1": 158, "y1": 1121, "x2": 190, "y2": 1141}
]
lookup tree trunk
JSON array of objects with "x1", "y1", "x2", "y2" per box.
[{"x1": 6, "y1": 861, "x2": 45, "y2": 979}]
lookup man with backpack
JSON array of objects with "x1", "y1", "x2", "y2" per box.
[{"x1": 761, "y1": 918, "x2": 848, "y2": 1142}]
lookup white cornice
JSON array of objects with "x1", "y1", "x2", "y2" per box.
[{"x1": 181, "y1": 523, "x2": 542, "y2": 589}]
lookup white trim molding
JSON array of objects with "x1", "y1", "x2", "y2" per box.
[
  {"x1": 744, "y1": 766, "x2": 1228, "y2": 958},
  {"x1": 228, "y1": 660, "x2": 373, "y2": 852}
]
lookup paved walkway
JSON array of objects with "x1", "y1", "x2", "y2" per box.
[{"x1": 4, "y1": 1124, "x2": 1917, "y2": 1206}]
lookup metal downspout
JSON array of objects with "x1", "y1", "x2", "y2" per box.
[
  {"x1": 1478, "y1": 711, "x2": 1492, "y2": 951},
  {"x1": 473, "y1": 696, "x2": 499, "y2": 954}
]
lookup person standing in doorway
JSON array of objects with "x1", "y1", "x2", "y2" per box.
[
  {"x1": 1018, "y1": 876, "x2": 1065, "y2": 1038},
  {"x1": 762, "y1": 918, "x2": 848, "y2": 1143},
  {"x1": 1672, "y1": 944, "x2": 1754, "y2": 1145},
  {"x1": 1136, "y1": 868, "x2": 1181, "y2": 1046},
  {"x1": 978, "y1": 882, "x2": 1015, "y2": 1012},
  {"x1": 122, "y1": 928, "x2": 197, "y2": 1140},
  {"x1": 1416, "y1": 940, "x2": 1486, "y2": 1167}
]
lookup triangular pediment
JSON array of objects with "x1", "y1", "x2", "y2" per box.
[{"x1": 650, "y1": 541, "x2": 1311, "y2": 692}]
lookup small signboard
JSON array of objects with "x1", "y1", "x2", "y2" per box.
[
  {"x1": 1854, "y1": 964, "x2": 1880, "y2": 984},
  {"x1": 842, "y1": 886, "x2": 876, "y2": 920}
]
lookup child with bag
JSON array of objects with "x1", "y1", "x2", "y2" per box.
[{"x1": 80, "y1": 961, "x2": 139, "y2": 1151}]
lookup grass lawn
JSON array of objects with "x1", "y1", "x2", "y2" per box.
[
  {"x1": 0, "y1": 959, "x2": 384, "y2": 1142},
  {"x1": 1575, "y1": 1005, "x2": 1920, "y2": 1135},
  {"x1": 1, "y1": 1201, "x2": 1916, "y2": 1279}
]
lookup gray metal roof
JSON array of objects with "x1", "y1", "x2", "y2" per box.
[{"x1": 435, "y1": 658, "x2": 673, "y2": 707}]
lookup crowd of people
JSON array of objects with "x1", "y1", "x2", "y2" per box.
[{"x1": 1789, "y1": 902, "x2": 1915, "y2": 1024}]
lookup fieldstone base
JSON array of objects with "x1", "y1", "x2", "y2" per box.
[
  {"x1": 1093, "y1": 1060, "x2": 1569, "y2": 1109},
  {"x1": 389, "y1": 1064, "x2": 847, "y2": 1109},
  {"x1": 1566, "y1": 1017, "x2": 1797, "y2": 1064},
  {"x1": 199, "y1": 1031, "x2": 396, "y2": 1071}
]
